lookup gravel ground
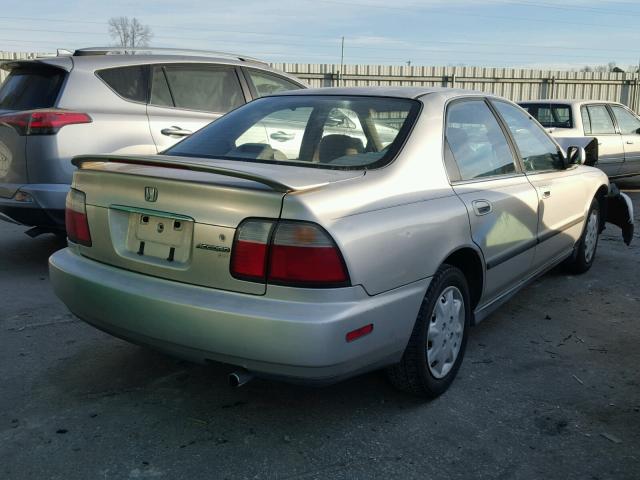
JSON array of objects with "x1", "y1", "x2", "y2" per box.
[{"x1": 1, "y1": 184, "x2": 639, "y2": 480}]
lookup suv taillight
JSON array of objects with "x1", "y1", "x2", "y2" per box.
[
  {"x1": 65, "y1": 188, "x2": 92, "y2": 246},
  {"x1": 230, "y1": 219, "x2": 349, "y2": 287},
  {"x1": 0, "y1": 110, "x2": 92, "y2": 135}
]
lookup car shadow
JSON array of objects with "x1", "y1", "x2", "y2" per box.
[{"x1": 0, "y1": 226, "x2": 66, "y2": 273}]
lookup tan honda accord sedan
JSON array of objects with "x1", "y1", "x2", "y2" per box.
[{"x1": 50, "y1": 87, "x2": 634, "y2": 397}]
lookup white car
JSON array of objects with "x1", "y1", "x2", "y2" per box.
[{"x1": 519, "y1": 100, "x2": 640, "y2": 178}]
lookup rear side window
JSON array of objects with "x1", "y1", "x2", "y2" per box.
[
  {"x1": 246, "y1": 69, "x2": 302, "y2": 97},
  {"x1": 97, "y1": 65, "x2": 149, "y2": 103},
  {"x1": 586, "y1": 105, "x2": 615, "y2": 134},
  {"x1": 445, "y1": 100, "x2": 516, "y2": 181},
  {"x1": 0, "y1": 67, "x2": 65, "y2": 110},
  {"x1": 159, "y1": 65, "x2": 244, "y2": 113}
]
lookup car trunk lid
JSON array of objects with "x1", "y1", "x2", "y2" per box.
[{"x1": 71, "y1": 154, "x2": 363, "y2": 295}]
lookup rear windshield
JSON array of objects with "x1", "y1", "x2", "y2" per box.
[
  {"x1": 166, "y1": 95, "x2": 421, "y2": 170},
  {"x1": 520, "y1": 103, "x2": 573, "y2": 128},
  {"x1": 0, "y1": 67, "x2": 66, "y2": 110}
]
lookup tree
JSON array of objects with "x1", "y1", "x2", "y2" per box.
[
  {"x1": 579, "y1": 61, "x2": 622, "y2": 73},
  {"x1": 108, "y1": 17, "x2": 152, "y2": 48}
]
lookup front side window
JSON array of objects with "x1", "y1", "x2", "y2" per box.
[
  {"x1": 166, "y1": 95, "x2": 420, "y2": 170},
  {"x1": 445, "y1": 100, "x2": 516, "y2": 181},
  {"x1": 610, "y1": 105, "x2": 640, "y2": 135},
  {"x1": 493, "y1": 101, "x2": 563, "y2": 172},
  {"x1": 586, "y1": 105, "x2": 616, "y2": 134},
  {"x1": 97, "y1": 65, "x2": 149, "y2": 103},
  {"x1": 155, "y1": 65, "x2": 244, "y2": 113},
  {"x1": 246, "y1": 69, "x2": 302, "y2": 97}
]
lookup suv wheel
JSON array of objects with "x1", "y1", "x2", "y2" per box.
[{"x1": 386, "y1": 264, "x2": 471, "y2": 397}]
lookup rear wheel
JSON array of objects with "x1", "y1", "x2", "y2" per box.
[
  {"x1": 565, "y1": 199, "x2": 600, "y2": 274},
  {"x1": 386, "y1": 264, "x2": 471, "y2": 397}
]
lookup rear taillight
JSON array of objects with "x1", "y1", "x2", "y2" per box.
[
  {"x1": 230, "y1": 220, "x2": 274, "y2": 282},
  {"x1": 230, "y1": 219, "x2": 349, "y2": 287},
  {"x1": 0, "y1": 110, "x2": 91, "y2": 135},
  {"x1": 269, "y1": 222, "x2": 348, "y2": 286},
  {"x1": 65, "y1": 188, "x2": 92, "y2": 246}
]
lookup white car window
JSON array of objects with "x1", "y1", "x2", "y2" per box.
[
  {"x1": 610, "y1": 105, "x2": 640, "y2": 135},
  {"x1": 586, "y1": 105, "x2": 616, "y2": 135}
]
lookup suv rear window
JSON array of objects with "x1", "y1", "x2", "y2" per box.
[
  {"x1": 97, "y1": 65, "x2": 149, "y2": 103},
  {"x1": 0, "y1": 67, "x2": 65, "y2": 110},
  {"x1": 520, "y1": 103, "x2": 572, "y2": 128}
]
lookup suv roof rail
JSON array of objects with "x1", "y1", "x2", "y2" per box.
[{"x1": 72, "y1": 47, "x2": 268, "y2": 64}]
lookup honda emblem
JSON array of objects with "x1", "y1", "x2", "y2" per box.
[{"x1": 144, "y1": 186, "x2": 158, "y2": 202}]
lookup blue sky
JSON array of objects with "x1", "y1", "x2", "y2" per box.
[{"x1": 3, "y1": 0, "x2": 640, "y2": 69}]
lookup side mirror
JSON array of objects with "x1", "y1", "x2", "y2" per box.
[
  {"x1": 566, "y1": 145, "x2": 587, "y2": 165},
  {"x1": 635, "y1": 127, "x2": 640, "y2": 134}
]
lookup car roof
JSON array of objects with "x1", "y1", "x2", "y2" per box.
[
  {"x1": 518, "y1": 99, "x2": 622, "y2": 107},
  {"x1": 3, "y1": 53, "x2": 305, "y2": 86},
  {"x1": 267, "y1": 86, "x2": 488, "y2": 100}
]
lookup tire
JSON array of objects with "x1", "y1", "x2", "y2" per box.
[
  {"x1": 565, "y1": 198, "x2": 600, "y2": 274},
  {"x1": 386, "y1": 264, "x2": 471, "y2": 398}
]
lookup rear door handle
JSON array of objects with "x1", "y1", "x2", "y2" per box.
[
  {"x1": 626, "y1": 140, "x2": 634, "y2": 145},
  {"x1": 161, "y1": 126, "x2": 193, "y2": 137},
  {"x1": 471, "y1": 199, "x2": 492, "y2": 216}
]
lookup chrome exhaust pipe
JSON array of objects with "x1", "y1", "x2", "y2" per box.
[{"x1": 228, "y1": 369, "x2": 253, "y2": 387}]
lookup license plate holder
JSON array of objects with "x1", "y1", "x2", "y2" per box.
[{"x1": 113, "y1": 206, "x2": 194, "y2": 265}]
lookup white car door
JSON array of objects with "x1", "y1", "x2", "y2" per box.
[
  {"x1": 146, "y1": 64, "x2": 247, "y2": 152},
  {"x1": 609, "y1": 104, "x2": 640, "y2": 177},
  {"x1": 582, "y1": 104, "x2": 624, "y2": 177}
]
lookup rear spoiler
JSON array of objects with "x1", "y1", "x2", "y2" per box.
[
  {"x1": 0, "y1": 57, "x2": 73, "y2": 72},
  {"x1": 72, "y1": 155, "x2": 296, "y2": 193}
]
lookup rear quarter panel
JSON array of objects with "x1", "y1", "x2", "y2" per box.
[{"x1": 281, "y1": 94, "x2": 475, "y2": 295}]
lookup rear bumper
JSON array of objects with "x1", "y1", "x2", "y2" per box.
[
  {"x1": 0, "y1": 183, "x2": 68, "y2": 228},
  {"x1": 49, "y1": 248, "x2": 429, "y2": 383}
]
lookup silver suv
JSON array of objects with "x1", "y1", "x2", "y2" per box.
[{"x1": 0, "y1": 48, "x2": 306, "y2": 236}]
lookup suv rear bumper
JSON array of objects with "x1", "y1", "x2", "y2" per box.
[
  {"x1": 0, "y1": 183, "x2": 69, "y2": 228},
  {"x1": 49, "y1": 247, "x2": 429, "y2": 384}
]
